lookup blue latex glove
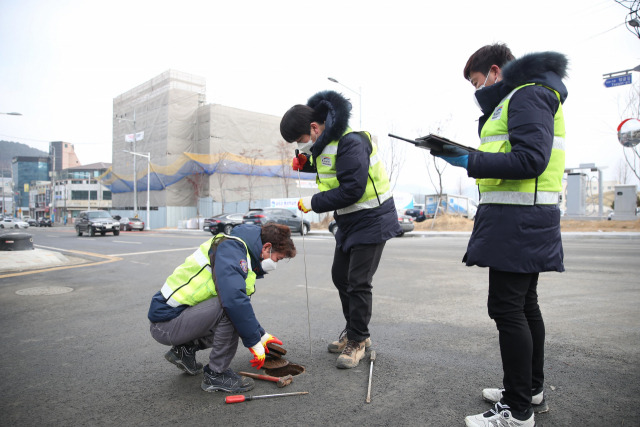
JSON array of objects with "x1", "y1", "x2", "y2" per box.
[{"x1": 431, "y1": 145, "x2": 469, "y2": 169}]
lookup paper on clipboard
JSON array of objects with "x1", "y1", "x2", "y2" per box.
[{"x1": 414, "y1": 134, "x2": 478, "y2": 152}]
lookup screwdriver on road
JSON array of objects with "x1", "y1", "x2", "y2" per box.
[{"x1": 225, "y1": 391, "x2": 309, "y2": 404}]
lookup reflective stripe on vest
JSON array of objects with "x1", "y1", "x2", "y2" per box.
[
  {"x1": 480, "y1": 134, "x2": 566, "y2": 151},
  {"x1": 161, "y1": 235, "x2": 256, "y2": 308},
  {"x1": 315, "y1": 129, "x2": 392, "y2": 215},
  {"x1": 477, "y1": 83, "x2": 565, "y2": 206}
]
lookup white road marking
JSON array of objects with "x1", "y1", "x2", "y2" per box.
[{"x1": 107, "y1": 247, "x2": 195, "y2": 257}]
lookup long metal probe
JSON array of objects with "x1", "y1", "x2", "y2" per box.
[
  {"x1": 296, "y1": 156, "x2": 313, "y2": 360},
  {"x1": 366, "y1": 351, "x2": 377, "y2": 403}
]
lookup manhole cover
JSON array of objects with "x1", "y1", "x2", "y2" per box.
[{"x1": 16, "y1": 286, "x2": 74, "y2": 296}]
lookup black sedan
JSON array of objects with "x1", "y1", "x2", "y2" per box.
[
  {"x1": 204, "y1": 213, "x2": 244, "y2": 235},
  {"x1": 38, "y1": 217, "x2": 52, "y2": 227}
]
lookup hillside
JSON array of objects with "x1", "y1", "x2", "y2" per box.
[{"x1": 0, "y1": 140, "x2": 48, "y2": 172}]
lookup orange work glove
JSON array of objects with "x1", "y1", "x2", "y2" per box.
[
  {"x1": 249, "y1": 342, "x2": 265, "y2": 370},
  {"x1": 260, "y1": 333, "x2": 283, "y2": 353},
  {"x1": 298, "y1": 196, "x2": 313, "y2": 213},
  {"x1": 292, "y1": 153, "x2": 308, "y2": 171}
]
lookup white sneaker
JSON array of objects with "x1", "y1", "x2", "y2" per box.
[
  {"x1": 465, "y1": 402, "x2": 534, "y2": 427},
  {"x1": 482, "y1": 388, "x2": 548, "y2": 413}
]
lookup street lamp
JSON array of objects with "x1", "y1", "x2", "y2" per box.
[
  {"x1": 327, "y1": 77, "x2": 362, "y2": 129},
  {"x1": 0, "y1": 112, "x2": 22, "y2": 116},
  {"x1": 123, "y1": 150, "x2": 151, "y2": 230}
]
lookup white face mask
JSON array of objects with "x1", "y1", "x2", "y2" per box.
[
  {"x1": 261, "y1": 249, "x2": 277, "y2": 272},
  {"x1": 474, "y1": 92, "x2": 482, "y2": 110},
  {"x1": 296, "y1": 141, "x2": 313, "y2": 154}
]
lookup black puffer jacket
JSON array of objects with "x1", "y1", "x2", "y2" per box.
[
  {"x1": 307, "y1": 91, "x2": 401, "y2": 251},
  {"x1": 464, "y1": 52, "x2": 568, "y2": 273}
]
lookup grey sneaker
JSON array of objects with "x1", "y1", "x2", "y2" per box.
[
  {"x1": 201, "y1": 366, "x2": 254, "y2": 393},
  {"x1": 336, "y1": 339, "x2": 366, "y2": 369},
  {"x1": 465, "y1": 402, "x2": 535, "y2": 427},
  {"x1": 164, "y1": 344, "x2": 203, "y2": 375},
  {"x1": 328, "y1": 329, "x2": 372, "y2": 353},
  {"x1": 482, "y1": 388, "x2": 548, "y2": 413}
]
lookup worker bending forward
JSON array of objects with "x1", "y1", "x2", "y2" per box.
[
  {"x1": 148, "y1": 223, "x2": 296, "y2": 393},
  {"x1": 280, "y1": 90, "x2": 401, "y2": 369}
]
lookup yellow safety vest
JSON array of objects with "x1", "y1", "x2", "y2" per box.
[
  {"x1": 315, "y1": 128, "x2": 392, "y2": 215},
  {"x1": 477, "y1": 83, "x2": 566, "y2": 205},
  {"x1": 160, "y1": 234, "x2": 256, "y2": 308}
]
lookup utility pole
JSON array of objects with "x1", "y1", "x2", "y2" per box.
[
  {"x1": 50, "y1": 144, "x2": 55, "y2": 222},
  {"x1": 1, "y1": 168, "x2": 5, "y2": 215},
  {"x1": 123, "y1": 150, "x2": 151, "y2": 230},
  {"x1": 132, "y1": 109, "x2": 137, "y2": 217},
  {"x1": 120, "y1": 109, "x2": 142, "y2": 217}
]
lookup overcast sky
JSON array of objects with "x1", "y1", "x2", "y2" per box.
[{"x1": 1, "y1": 0, "x2": 639, "y2": 194}]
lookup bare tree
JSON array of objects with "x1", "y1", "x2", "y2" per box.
[
  {"x1": 185, "y1": 164, "x2": 208, "y2": 218},
  {"x1": 277, "y1": 140, "x2": 295, "y2": 198},
  {"x1": 616, "y1": 158, "x2": 632, "y2": 185},
  {"x1": 423, "y1": 152, "x2": 447, "y2": 197},
  {"x1": 240, "y1": 148, "x2": 264, "y2": 209},
  {"x1": 379, "y1": 130, "x2": 407, "y2": 192},
  {"x1": 213, "y1": 152, "x2": 230, "y2": 212}
]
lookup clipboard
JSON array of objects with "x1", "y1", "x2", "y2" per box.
[
  {"x1": 414, "y1": 134, "x2": 478, "y2": 152},
  {"x1": 388, "y1": 133, "x2": 477, "y2": 152}
]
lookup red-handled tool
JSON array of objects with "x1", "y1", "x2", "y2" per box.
[{"x1": 225, "y1": 391, "x2": 308, "y2": 404}]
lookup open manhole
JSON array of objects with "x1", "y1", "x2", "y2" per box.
[
  {"x1": 264, "y1": 362, "x2": 305, "y2": 377},
  {"x1": 262, "y1": 343, "x2": 305, "y2": 377},
  {"x1": 16, "y1": 286, "x2": 74, "y2": 296}
]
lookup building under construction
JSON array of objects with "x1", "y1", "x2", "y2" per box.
[{"x1": 104, "y1": 70, "x2": 315, "y2": 228}]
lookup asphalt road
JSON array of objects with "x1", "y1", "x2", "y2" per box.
[{"x1": 1, "y1": 227, "x2": 639, "y2": 426}]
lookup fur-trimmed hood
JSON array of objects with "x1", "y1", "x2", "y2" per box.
[
  {"x1": 307, "y1": 90, "x2": 352, "y2": 153},
  {"x1": 502, "y1": 51, "x2": 568, "y2": 102}
]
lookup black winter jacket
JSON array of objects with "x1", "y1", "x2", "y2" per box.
[
  {"x1": 306, "y1": 91, "x2": 401, "y2": 251},
  {"x1": 464, "y1": 52, "x2": 568, "y2": 273}
]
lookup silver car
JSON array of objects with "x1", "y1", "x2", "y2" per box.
[{"x1": 119, "y1": 217, "x2": 145, "y2": 231}]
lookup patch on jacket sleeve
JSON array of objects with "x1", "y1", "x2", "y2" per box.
[
  {"x1": 321, "y1": 156, "x2": 332, "y2": 167},
  {"x1": 240, "y1": 259, "x2": 248, "y2": 273}
]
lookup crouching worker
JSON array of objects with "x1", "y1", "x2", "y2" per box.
[{"x1": 148, "y1": 223, "x2": 296, "y2": 393}]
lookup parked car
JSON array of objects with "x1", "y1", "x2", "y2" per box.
[
  {"x1": 0, "y1": 217, "x2": 29, "y2": 229},
  {"x1": 38, "y1": 217, "x2": 52, "y2": 227},
  {"x1": 242, "y1": 208, "x2": 310, "y2": 236},
  {"x1": 27, "y1": 217, "x2": 39, "y2": 227},
  {"x1": 397, "y1": 214, "x2": 415, "y2": 236},
  {"x1": 75, "y1": 210, "x2": 120, "y2": 236},
  {"x1": 119, "y1": 217, "x2": 145, "y2": 231},
  {"x1": 329, "y1": 215, "x2": 414, "y2": 237},
  {"x1": 204, "y1": 213, "x2": 244, "y2": 235},
  {"x1": 404, "y1": 208, "x2": 427, "y2": 222}
]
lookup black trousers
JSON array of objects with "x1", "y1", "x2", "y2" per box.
[
  {"x1": 488, "y1": 268, "x2": 545, "y2": 414},
  {"x1": 331, "y1": 242, "x2": 386, "y2": 342}
]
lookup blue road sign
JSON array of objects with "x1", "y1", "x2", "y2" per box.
[{"x1": 604, "y1": 74, "x2": 632, "y2": 88}]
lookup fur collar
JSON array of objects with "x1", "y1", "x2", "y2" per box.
[
  {"x1": 307, "y1": 90, "x2": 352, "y2": 144},
  {"x1": 502, "y1": 51, "x2": 568, "y2": 101}
]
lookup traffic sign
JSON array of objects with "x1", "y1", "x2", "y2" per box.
[{"x1": 604, "y1": 74, "x2": 632, "y2": 88}]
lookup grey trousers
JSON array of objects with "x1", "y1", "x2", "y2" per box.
[{"x1": 149, "y1": 298, "x2": 239, "y2": 373}]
